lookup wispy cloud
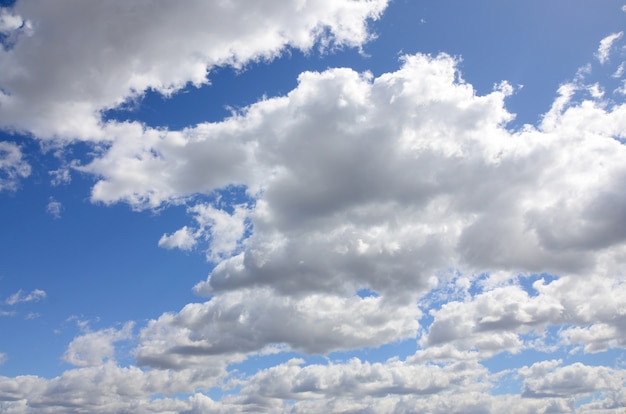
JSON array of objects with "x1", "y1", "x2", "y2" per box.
[
  {"x1": 0, "y1": 142, "x2": 31, "y2": 192},
  {"x1": 5, "y1": 289, "x2": 47, "y2": 306},
  {"x1": 46, "y1": 197, "x2": 62, "y2": 219},
  {"x1": 596, "y1": 31, "x2": 623, "y2": 64}
]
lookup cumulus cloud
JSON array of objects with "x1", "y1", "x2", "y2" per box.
[
  {"x1": 158, "y1": 226, "x2": 198, "y2": 251},
  {"x1": 5, "y1": 289, "x2": 46, "y2": 306},
  {"x1": 0, "y1": 362, "x2": 224, "y2": 414},
  {"x1": 0, "y1": 141, "x2": 30, "y2": 192},
  {"x1": 520, "y1": 361, "x2": 625, "y2": 399},
  {"x1": 3, "y1": 2, "x2": 626, "y2": 411},
  {"x1": 136, "y1": 288, "x2": 419, "y2": 370},
  {"x1": 79, "y1": 52, "x2": 626, "y2": 370},
  {"x1": 0, "y1": 0, "x2": 387, "y2": 140},
  {"x1": 62, "y1": 322, "x2": 134, "y2": 367},
  {"x1": 4, "y1": 355, "x2": 617, "y2": 413}
]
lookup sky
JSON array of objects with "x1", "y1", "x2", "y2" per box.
[{"x1": 1, "y1": 0, "x2": 626, "y2": 413}]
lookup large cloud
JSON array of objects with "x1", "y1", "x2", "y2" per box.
[
  {"x1": 0, "y1": 0, "x2": 387, "y2": 140},
  {"x1": 86, "y1": 52, "x2": 626, "y2": 297},
  {"x1": 81, "y1": 50, "x2": 626, "y2": 372}
]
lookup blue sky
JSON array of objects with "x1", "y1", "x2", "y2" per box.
[{"x1": 1, "y1": 1, "x2": 626, "y2": 412}]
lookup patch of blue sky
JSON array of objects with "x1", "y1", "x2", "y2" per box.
[
  {"x1": 229, "y1": 351, "x2": 325, "y2": 378},
  {"x1": 488, "y1": 368, "x2": 522, "y2": 396},
  {"x1": 101, "y1": 46, "x2": 368, "y2": 131},
  {"x1": 518, "y1": 273, "x2": 559, "y2": 297},
  {"x1": 327, "y1": 338, "x2": 417, "y2": 364}
]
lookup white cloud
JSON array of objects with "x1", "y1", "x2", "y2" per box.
[
  {"x1": 2, "y1": 355, "x2": 610, "y2": 413},
  {"x1": 78, "y1": 53, "x2": 626, "y2": 367},
  {"x1": 158, "y1": 226, "x2": 197, "y2": 251},
  {"x1": 0, "y1": 353, "x2": 6, "y2": 366},
  {"x1": 5, "y1": 289, "x2": 46, "y2": 306},
  {"x1": 520, "y1": 361, "x2": 625, "y2": 399},
  {"x1": 62, "y1": 322, "x2": 134, "y2": 367},
  {"x1": 0, "y1": 0, "x2": 387, "y2": 140},
  {"x1": 49, "y1": 167, "x2": 71, "y2": 186},
  {"x1": 0, "y1": 141, "x2": 30, "y2": 192},
  {"x1": 596, "y1": 31, "x2": 623, "y2": 65},
  {"x1": 136, "y1": 288, "x2": 419, "y2": 370},
  {"x1": 46, "y1": 197, "x2": 62, "y2": 219},
  {"x1": 0, "y1": 362, "x2": 223, "y2": 414},
  {"x1": 0, "y1": 9, "x2": 24, "y2": 33},
  {"x1": 160, "y1": 203, "x2": 252, "y2": 260}
]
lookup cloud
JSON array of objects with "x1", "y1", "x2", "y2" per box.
[
  {"x1": 0, "y1": 353, "x2": 6, "y2": 366},
  {"x1": 596, "y1": 31, "x2": 624, "y2": 65},
  {"x1": 62, "y1": 322, "x2": 134, "y2": 367},
  {"x1": 158, "y1": 226, "x2": 197, "y2": 251},
  {"x1": 46, "y1": 197, "x2": 62, "y2": 219},
  {"x1": 3, "y1": 355, "x2": 618, "y2": 413},
  {"x1": 79, "y1": 53, "x2": 626, "y2": 369},
  {"x1": 0, "y1": 0, "x2": 387, "y2": 140},
  {"x1": 0, "y1": 9, "x2": 24, "y2": 33},
  {"x1": 5, "y1": 289, "x2": 46, "y2": 306},
  {"x1": 136, "y1": 288, "x2": 419, "y2": 370},
  {"x1": 0, "y1": 362, "x2": 223, "y2": 414},
  {"x1": 159, "y1": 203, "x2": 251, "y2": 261},
  {"x1": 520, "y1": 361, "x2": 625, "y2": 399},
  {"x1": 0, "y1": 141, "x2": 30, "y2": 192}
]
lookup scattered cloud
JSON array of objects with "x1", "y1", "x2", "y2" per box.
[
  {"x1": 46, "y1": 197, "x2": 62, "y2": 219},
  {"x1": 49, "y1": 167, "x2": 71, "y2": 186},
  {"x1": 596, "y1": 31, "x2": 624, "y2": 65},
  {"x1": 62, "y1": 322, "x2": 134, "y2": 367},
  {"x1": 0, "y1": 141, "x2": 30, "y2": 192},
  {"x1": 158, "y1": 226, "x2": 197, "y2": 251},
  {"x1": 5, "y1": 289, "x2": 46, "y2": 306}
]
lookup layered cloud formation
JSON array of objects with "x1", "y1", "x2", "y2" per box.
[{"x1": 1, "y1": 1, "x2": 626, "y2": 412}]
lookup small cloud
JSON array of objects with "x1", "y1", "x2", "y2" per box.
[
  {"x1": 0, "y1": 353, "x2": 6, "y2": 366},
  {"x1": 46, "y1": 197, "x2": 62, "y2": 219},
  {"x1": 5, "y1": 289, "x2": 47, "y2": 306},
  {"x1": 25, "y1": 312, "x2": 40, "y2": 320},
  {"x1": 158, "y1": 226, "x2": 198, "y2": 251},
  {"x1": 49, "y1": 167, "x2": 71, "y2": 186},
  {"x1": 596, "y1": 31, "x2": 623, "y2": 64},
  {"x1": 0, "y1": 141, "x2": 31, "y2": 192},
  {"x1": 62, "y1": 322, "x2": 134, "y2": 367},
  {"x1": 0, "y1": 10, "x2": 23, "y2": 33}
]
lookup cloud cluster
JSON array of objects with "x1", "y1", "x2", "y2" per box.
[
  {"x1": 1, "y1": 356, "x2": 623, "y2": 413},
  {"x1": 5, "y1": 289, "x2": 46, "y2": 306},
  {"x1": 81, "y1": 39, "x2": 626, "y2": 397},
  {"x1": 2, "y1": 1, "x2": 626, "y2": 412}
]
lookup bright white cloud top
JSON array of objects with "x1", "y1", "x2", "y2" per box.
[{"x1": 1, "y1": 1, "x2": 626, "y2": 413}]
